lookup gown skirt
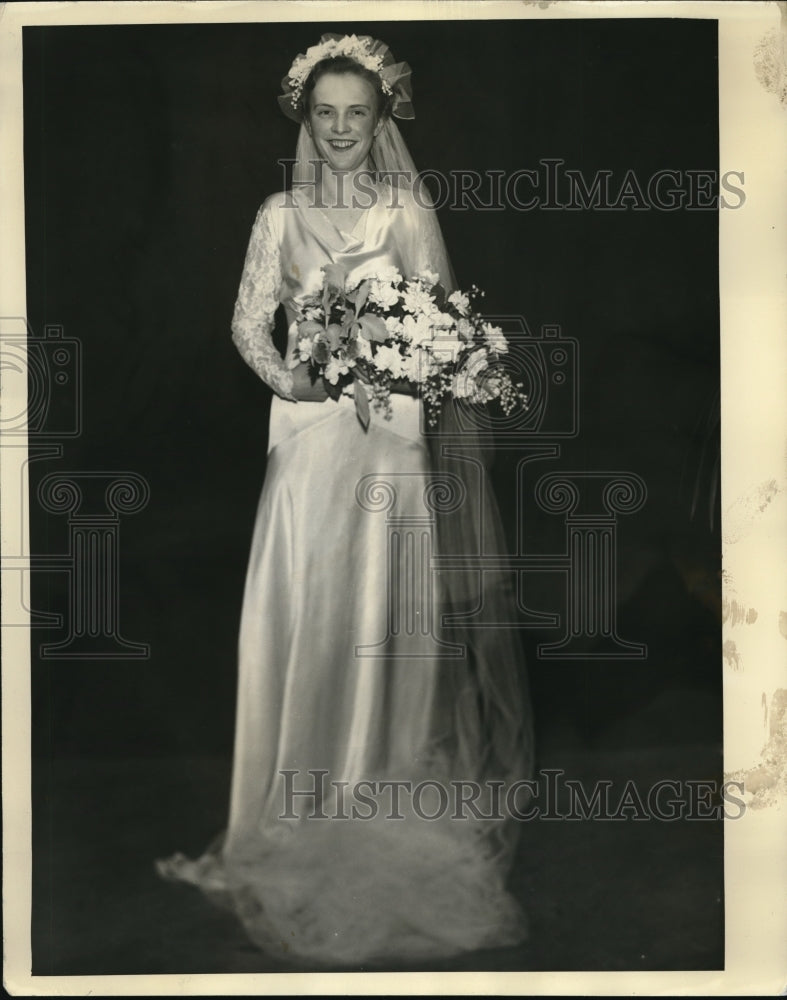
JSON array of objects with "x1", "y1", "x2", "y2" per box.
[{"x1": 157, "y1": 390, "x2": 533, "y2": 966}]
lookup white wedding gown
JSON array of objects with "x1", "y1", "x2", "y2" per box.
[{"x1": 156, "y1": 183, "x2": 534, "y2": 966}]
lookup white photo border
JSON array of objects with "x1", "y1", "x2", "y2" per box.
[{"x1": 2, "y1": 1, "x2": 785, "y2": 995}]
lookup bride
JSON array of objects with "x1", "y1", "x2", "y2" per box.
[{"x1": 156, "y1": 32, "x2": 534, "y2": 967}]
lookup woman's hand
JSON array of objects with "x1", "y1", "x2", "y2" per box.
[{"x1": 289, "y1": 362, "x2": 330, "y2": 402}]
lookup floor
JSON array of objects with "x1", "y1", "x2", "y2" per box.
[{"x1": 31, "y1": 696, "x2": 724, "y2": 976}]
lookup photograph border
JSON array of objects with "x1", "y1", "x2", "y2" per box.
[{"x1": 2, "y1": 1, "x2": 785, "y2": 995}]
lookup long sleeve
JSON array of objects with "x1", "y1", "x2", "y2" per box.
[{"x1": 231, "y1": 200, "x2": 296, "y2": 401}]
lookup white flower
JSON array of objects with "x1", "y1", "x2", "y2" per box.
[
  {"x1": 432, "y1": 311, "x2": 456, "y2": 331},
  {"x1": 448, "y1": 291, "x2": 470, "y2": 316},
  {"x1": 296, "y1": 336, "x2": 313, "y2": 362},
  {"x1": 354, "y1": 265, "x2": 401, "y2": 309},
  {"x1": 466, "y1": 347, "x2": 490, "y2": 373},
  {"x1": 414, "y1": 268, "x2": 439, "y2": 287},
  {"x1": 368, "y1": 280, "x2": 400, "y2": 309},
  {"x1": 383, "y1": 315, "x2": 404, "y2": 337},
  {"x1": 452, "y1": 364, "x2": 498, "y2": 404},
  {"x1": 430, "y1": 332, "x2": 464, "y2": 364},
  {"x1": 401, "y1": 312, "x2": 434, "y2": 347},
  {"x1": 483, "y1": 323, "x2": 509, "y2": 355},
  {"x1": 457, "y1": 318, "x2": 475, "y2": 341},
  {"x1": 451, "y1": 371, "x2": 476, "y2": 399},
  {"x1": 324, "y1": 356, "x2": 349, "y2": 385},
  {"x1": 402, "y1": 285, "x2": 437, "y2": 316},
  {"x1": 372, "y1": 344, "x2": 405, "y2": 378},
  {"x1": 400, "y1": 346, "x2": 436, "y2": 384},
  {"x1": 353, "y1": 335, "x2": 373, "y2": 361},
  {"x1": 288, "y1": 35, "x2": 390, "y2": 105},
  {"x1": 355, "y1": 263, "x2": 400, "y2": 285},
  {"x1": 375, "y1": 265, "x2": 403, "y2": 285}
]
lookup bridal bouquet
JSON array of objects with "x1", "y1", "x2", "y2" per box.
[{"x1": 290, "y1": 263, "x2": 528, "y2": 429}]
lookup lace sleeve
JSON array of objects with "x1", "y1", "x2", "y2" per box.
[{"x1": 231, "y1": 200, "x2": 296, "y2": 401}]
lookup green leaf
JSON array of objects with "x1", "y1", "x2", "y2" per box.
[
  {"x1": 353, "y1": 279, "x2": 370, "y2": 314},
  {"x1": 345, "y1": 338, "x2": 363, "y2": 361},
  {"x1": 323, "y1": 262, "x2": 348, "y2": 292},
  {"x1": 358, "y1": 313, "x2": 388, "y2": 343},
  {"x1": 325, "y1": 376, "x2": 343, "y2": 402},
  {"x1": 298, "y1": 319, "x2": 323, "y2": 338},
  {"x1": 353, "y1": 374, "x2": 370, "y2": 430}
]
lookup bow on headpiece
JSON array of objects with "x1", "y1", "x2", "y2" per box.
[{"x1": 278, "y1": 33, "x2": 414, "y2": 122}]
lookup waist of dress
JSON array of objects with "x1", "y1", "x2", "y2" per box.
[{"x1": 267, "y1": 391, "x2": 426, "y2": 454}]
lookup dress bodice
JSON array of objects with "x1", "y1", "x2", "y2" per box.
[
  {"x1": 273, "y1": 183, "x2": 453, "y2": 362},
  {"x1": 229, "y1": 180, "x2": 455, "y2": 402},
  {"x1": 276, "y1": 185, "x2": 415, "y2": 327}
]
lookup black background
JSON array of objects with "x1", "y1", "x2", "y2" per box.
[
  {"x1": 23, "y1": 16, "x2": 725, "y2": 975},
  {"x1": 25, "y1": 18, "x2": 720, "y2": 768}
]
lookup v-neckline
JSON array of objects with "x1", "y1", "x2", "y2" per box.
[
  {"x1": 319, "y1": 206, "x2": 367, "y2": 239},
  {"x1": 292, "y1": 185, "x2": 376, "y2": 251}
]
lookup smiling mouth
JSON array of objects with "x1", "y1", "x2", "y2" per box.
[{"x1": 328, "y1": 140, "x2": 357, "y2": 150}]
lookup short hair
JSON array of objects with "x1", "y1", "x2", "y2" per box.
[{"x1": 301, "y1": 56, "x2": 393, "y2": 120}]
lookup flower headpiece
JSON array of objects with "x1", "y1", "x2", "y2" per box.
[{"x1": 278, "y1": 33, "x2": 414, "y2": 122}]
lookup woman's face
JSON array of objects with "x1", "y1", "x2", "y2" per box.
[{"x1": 306, "y1": 72, "x2": 380, "y2": 174}]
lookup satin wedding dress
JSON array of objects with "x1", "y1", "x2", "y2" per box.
[{"x1": 157, "y1": 181, "x2": 534, "y2": 966}]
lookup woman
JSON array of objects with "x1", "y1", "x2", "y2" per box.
[{"x1": 157, "y1": 33, "x2": 533, "y2": 967}]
